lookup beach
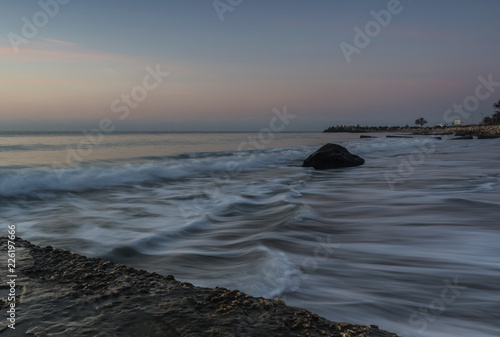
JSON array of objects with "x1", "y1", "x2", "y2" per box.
[
  {"x1": 3, "y1": 0, "x2": 500, "y2": 335},
  {"x1": 0, "y1": 237, "x2": 398, "y2": 336},
  {"x1": 1, "y1": 131, "x2": 499, "y2": 336}
]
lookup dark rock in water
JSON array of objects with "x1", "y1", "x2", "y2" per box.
[
  {"x1": 452, "y1": 136, "x2": 473, "y2": 140},
  {"x1": 386, "y1": 135, "x2": 413, "y2": 138},
  {"x1": 434, "y1": 137, "x2": 442, "y2": 140},
  {"x1": 360, "y1": 135, "x2": 377, "y2": 138},
  {"x1": 478, "y1": 134, "x2": 500, "y2": 139},
  {"x1": 432, "y1": 132, "x2": 454, "y2": 135},
  {"x1": 302, "y1": 143, "x2": 365, "y2": 169}
]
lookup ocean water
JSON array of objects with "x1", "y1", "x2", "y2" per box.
[{"x1": 1, "y1": 131, "x2": 499, "y2": 336}]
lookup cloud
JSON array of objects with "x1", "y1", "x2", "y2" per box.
[
  {"x1": 0, "y1": 46, "x2": 137, "y2": 63},
  {"x1": 41, "y1": 38, "x2": 81, "y2": 47},
  {"x1": 0, "y1": 79, "x2": 84, "y2": 85}
]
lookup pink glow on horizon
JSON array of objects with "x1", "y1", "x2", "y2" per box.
[
  {"x1": 0, "y1": 46, "x2": 138, "y2": 63},
  {"x1": 0, "y1": 79, "x2": 84, "y2": 85},
  {"x1": 41, "y1": 38, "x2": 80, "y2": 46}
]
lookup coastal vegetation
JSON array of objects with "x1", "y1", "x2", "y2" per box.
[
  {"x1": 415, "y1": 117, "x2": 428, "y2": 127},
  {"x1": 324, "y1": 99, "x2": 500, "y2": 137},
  {"x1": 482, "y1": 100, "x2": 500, "y2": 125}
]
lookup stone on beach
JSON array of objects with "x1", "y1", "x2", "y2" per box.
[{"x1": 386, "y1": 135, "x2": 413, "y2": 138}]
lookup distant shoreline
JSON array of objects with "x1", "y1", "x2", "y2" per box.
[{"x1": 323, "y1": 124, "x2": 500, "y2": 137}]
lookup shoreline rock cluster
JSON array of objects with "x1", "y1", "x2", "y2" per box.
[
  {"x1": 0, "y1": 237, "x2": 398, "y2": 337},
  {"x1": 324, "y1": 124, "x2": 500, "y2": 138}
]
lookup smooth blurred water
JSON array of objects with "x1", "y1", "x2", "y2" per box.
[{"x1": 1, "y1": 132, "x2": 499, "y2": 336}]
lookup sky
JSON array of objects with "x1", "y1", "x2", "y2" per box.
[{"x1": 1, "y1": 0, "x2": 499, "y2": 131}]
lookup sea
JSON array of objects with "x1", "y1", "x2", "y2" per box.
[{"x1": 1, "y1": 131, "x2": 499, "y2": 337}]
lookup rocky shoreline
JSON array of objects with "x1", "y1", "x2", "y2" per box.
[
  {"x1": 324, "y1": 124, "x2": 500, "y2": 138},
  {"x1": 0, "y1": 237, "x2": 398, "y2": 337}
]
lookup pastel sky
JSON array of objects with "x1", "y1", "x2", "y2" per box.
[{"x1": 1, "y1": 0, "x2": 499, "y2": 131}]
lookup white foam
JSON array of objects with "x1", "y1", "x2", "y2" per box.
[
  {"x1": 1, "y1": 137, "x2": 457, "y2": 198},
  {"x1": 0, "y1": 148, "x2": 304, "y2": 198},
  {"x1": 194, "y1": 246, "x2": 302, "y2": 299}
]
